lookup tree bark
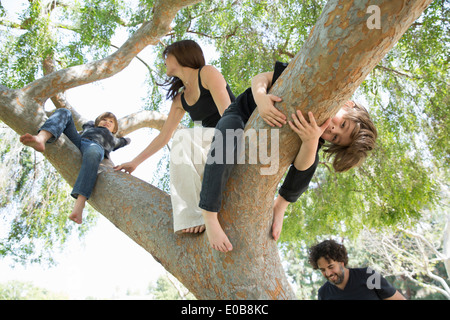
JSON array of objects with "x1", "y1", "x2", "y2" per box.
[{"x1": 0, "y1": 0, "x2": 432, "y2": 299}]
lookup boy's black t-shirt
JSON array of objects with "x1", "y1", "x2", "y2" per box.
[
  {"x1": 231, "y1": 61, "x2": 288, "y2": 122},
  {"x1": 318, "y1": 267, "x2": 397, "y2": 300}
]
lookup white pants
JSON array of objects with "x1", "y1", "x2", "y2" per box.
[{"x1": 170, "y1": 127, "x2": 215, "y2": 233}]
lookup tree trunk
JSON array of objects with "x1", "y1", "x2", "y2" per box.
[{"x1": 0, "y1": 0, "x2": 432, "y2": 299}]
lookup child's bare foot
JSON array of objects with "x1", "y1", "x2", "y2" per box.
[
  {"x1": 20, "y1": 133, "x2": 46, "y2": 152},
  {"x1": 182, "y1": 225, "x2": 206, "y2": 233},
  {"x1": 271, "y1": 207, "x2": 285, "y2": 241},
  {"x1": 271, "y1": 195, "x2": 290, "y2": 241},
  {"x1": 70, "y1": 195, "x2": 86, "y2": 224},
  {"x1": 202, "y1": 211, "x2": 233, "y2": 252},
  {"x1": 69, "y1": 210, "x2": 83, "y2": 224}
]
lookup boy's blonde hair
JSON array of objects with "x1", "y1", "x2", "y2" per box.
[
  {"x1": 95, "y1": 112, "x2": 119, "y2": 134},
  {"x1": 323, "y1": 101, "x2": 377, "y2": 172}
]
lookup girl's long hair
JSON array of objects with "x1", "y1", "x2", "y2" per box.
[{"x1": 161, "y1": 40, "x2": 205, "y2": 100}]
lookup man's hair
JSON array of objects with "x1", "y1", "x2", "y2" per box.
[
  {"x1": 308, "y1": 239, "x2": 349, "y2": 269},
  {"x1": 95, "y1": 111, "x2": 118, "y2": 134},
  {"x1": 323, "y1": 101, "x2": 377, "y2": 172}
]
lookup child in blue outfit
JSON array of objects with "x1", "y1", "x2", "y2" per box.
[{"x1": 20, "y1": 108, "x2": 130, "y2": 224}]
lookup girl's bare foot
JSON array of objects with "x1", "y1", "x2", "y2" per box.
[
  {"x1": 182, "y1": 225, "x2": 206, "y2": 233},
  {"x1": 20, "y1": 133, "x2": 46, "y2": 152},
  {"x1": 202, "y1": 211, "x2": 233, "y2": 252}
]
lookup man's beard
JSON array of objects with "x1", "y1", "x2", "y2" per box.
[{"x1": 327, "y1": 265, "x2": 345, "y2": 286}]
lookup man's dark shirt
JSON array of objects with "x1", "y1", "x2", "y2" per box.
[{"x1": 318, "y1": 267, "x2": 397, "y2": 300}]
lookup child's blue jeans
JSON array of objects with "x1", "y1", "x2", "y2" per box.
[{"x1": 39, "y1": 108, "x2": 104, "y2": 199}]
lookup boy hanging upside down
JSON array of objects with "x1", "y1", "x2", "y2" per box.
[{"x1": 198, "y1": 62, "x2": 377, "y2": 252}]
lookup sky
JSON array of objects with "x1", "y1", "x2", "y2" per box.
[{"x1": 0, "y1": 0, "x2": 187, "y2": 299}]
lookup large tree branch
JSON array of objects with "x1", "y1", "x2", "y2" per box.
[
  {"x1": 21, "y1": 0, "x2": 201, "y2": 104},
  {"x1": 42, "y1": 56, "x2": 88, "y2": 130},
  {"x1": 117, "y1": 110, "x2": 185, "y2": 137}
]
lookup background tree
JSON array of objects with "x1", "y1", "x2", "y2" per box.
[
  {"x1": 0, "y1": 0, "x2": 446, "y2": 299},
  {"x1": 356, "y1": 209, "x2": 450, "y2": 299},
  {"x1": 0, "y1": 125, "x2": 97, "y2": 265},
  {"x1": 0, "y1": 280, "x2": 69, "y2": 299},
  {"x1": 148, "y1": 272, "x2": 196, "y2": 300}
]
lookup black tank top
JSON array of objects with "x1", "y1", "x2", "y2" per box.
[{"x1": 181, "y1": 66, "x2": 235, "y2": 127}]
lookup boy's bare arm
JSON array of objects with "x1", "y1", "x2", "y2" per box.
[
  {"x1": 293, "y1": 139, "x2": 319, "y2": 171},
  {"x1": 251, "y1": 71, "x2": 286, "y2": 127},
  {"x1": 289, "y1": 110, "x2": 331, "y2": 171}
]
